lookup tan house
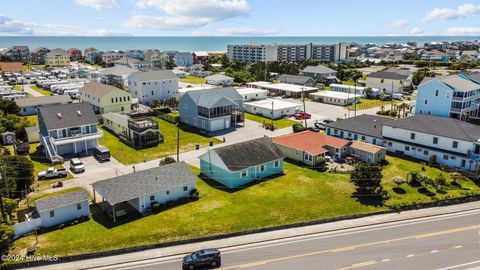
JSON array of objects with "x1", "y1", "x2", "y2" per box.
[
  {"x1": 79, "y1": 82, "x2": 132, "y2": 114},
  {"x1": 348, "y1": 141, "x2": 386, "y2": 164},
  {"x1": 45, "y1": 48, "x2": 70, "y2": 67}
]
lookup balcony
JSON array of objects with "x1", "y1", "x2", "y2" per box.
[
  {"x1": 127, "y1": 117, "x2": 159, "y2": 133},
  {"x1": 51, "y1": 129, "x2": 104, "y2": 145}
]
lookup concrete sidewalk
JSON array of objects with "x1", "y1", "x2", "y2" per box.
[{"x1": 26, "y1": 201, "x2": 480, "y2": 270}]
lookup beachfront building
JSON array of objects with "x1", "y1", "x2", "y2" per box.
[
  {"x1": 45, "y1": 48, "x2": 70, "y2": 67},
  {"x1": 30, "y1": 47, "x2": 50, "y2": 65},
  {"x1": 192, "y1": 51, "x2": 209, "y2": 64},
  {"x1": 67, "y1": 48, "x2": 83, "y2": 61},
  {"x1": 1, "y1": 45, "x2": 29, "y2": 63},
  {"x1": 173, "y1": 52, "x2": 193, "y2": 67},
  {"x1": 102, "y1": 51, "x2": 124, "y2": 66}
]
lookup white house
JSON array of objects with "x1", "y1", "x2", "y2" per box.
[
  {"x1": 246, "y1": 82, "x2": 318, "y2": 98},
  {"x1": 13, "y1": 189, "x2": 90, "y2": 236},
  {"x1": 329, "y1": 83, "x2": 380, "y2": 97},
  {"x1": 205, "y1": 74, "x2": 234, "y2": 86},
  {"x1": 310, "y1": 91, "x2": 361, "y2": 106},
  {"x1": 235, "y1": 87, "x2": 268, "y2": 101},
  {"x1": 127, "y1": 70, "x2": 179, "y2": 105},
  {"x1": 365, "y1": 68, "x2": 412, "y2": 94},
  {"x1": 244, "y1": 98, "x2": 302, "y2": 119},
  {"x1": 92, "y1": 162, "x2": 196, "y2": 222}
]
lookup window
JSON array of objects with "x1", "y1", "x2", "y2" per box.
[
  {"x1": 405, "y1": 146, "x2": 410, "y2": 151},
  {"x1": 435, "y1": 90, "x2": 439, "y2": 97},
  {"x1": 410, "y1": 133, "x2": 415, "y2": 140},
  {"x1": 419, "y1": 109, "x2": 423, "y2": 114},
  {"x1": 424, "y1": 150, "x2": 429, "y2": 155},
  {"x1": 361, "y1": 136, "x2": 366, "y2": 141},
  {"x1": 151, "y1": 91, "x2": 154, "y2": 95},
  {"x1": 433, "y1": 137, "x2": 438, "y2": 144},
  {"x1": 260, "y1": 164, "x2": 266, "y2": 172},
  {"x1": 274, "y1": 160, "x2": 280, "y2": 167},
  {"x1": 77, "y1": 203, "x2": 81, "y2": 210},
  {"x1": 241, "y1": 170, "x2": 247, "y2": 178},
  {"x1": 450, "y1": 156, "x2": 456, "y2": 160},
  {"x1": 424, "y1": 99, "x2": 428, "y2": 105},
  {"x1": 462, "y1": 159, "x2": 466, "y2": 167},
  {"x1": 443, "y1": 154, "x2": 449, "y2": 160},
  {"x1": 111, "y1": 98, "x2": 114, "y2": 103},
  {"x1": 49, "y1": 211, "x2": 55, "y2": 218},
  {"x1": 387, "y1": 142, "x2": 392, "y2": 147},
  {"x1": 452, "y1": 141, "x2": 458, "y2": 148},
  {"x1": 150, "y1": 195, "x2": 155, "y2": 201},
  {"x1": 166, "y1": 191, "x2": 169, "y2": 195},
  {"x1": 183, "y1": 186, "x2": 188, "y2": 191}
]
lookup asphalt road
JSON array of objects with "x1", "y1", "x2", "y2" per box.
[{"x1": 89, "y1": 209, "x2": 480, "y2": 270}]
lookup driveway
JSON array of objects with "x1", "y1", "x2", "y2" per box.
[{"x1": 23, "y1": 84, "x2": 45, "y2": 97}]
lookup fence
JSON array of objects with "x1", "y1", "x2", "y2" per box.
[{"x1": 155, "y1": 112, "x2": 179, "y2": 124}]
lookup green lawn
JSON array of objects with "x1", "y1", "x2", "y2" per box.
[
  {"x1": 29, "y1": 85, "x2": 52, "y2": 96},
  {"x1": 22, "y1": 65, "x2": 45, "y2": 71},
  {"x1": 341, "y1": 81, "x2": 356, "y2": 86},
  {"x1": 179, "y1": 75, "x2": 206, "y2": 85},
  {"x1": 245, "y1": 113, "x2": 297, "y2": 129},
  {"x1": 10, "y1": 157, "x2": 480, "y2": 257},
  {"x1": 347, "y1": 98, "x2": 399, "y2": 111},
  {"x1": 23, "y1": 115, "x2": 38, "y2": 127},
  {"x1": 99, "y1": 118, "x2": 221, "y2": 164}
]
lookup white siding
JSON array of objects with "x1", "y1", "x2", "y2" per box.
[{"x1": 38, "y1": 200, "x2": 90, "y2": 228}]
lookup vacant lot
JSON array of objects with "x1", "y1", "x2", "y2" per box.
[
  {"x1": 347, "y1": 98, "x2": 398, "y2": 111},
  {"x1": 245, "y1": 113, "x2": 297, "y2": 129},
  {"x1": 179, "y1": 75, "x2": 206, "y2": 85}
]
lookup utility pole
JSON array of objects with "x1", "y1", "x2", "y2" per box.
[
  {"x1": 302, "y1": 87, "x2": 307, "y2": 128},
  {"x1": 347, "y1": 85, "x2": 351, "y2": 118},
  {"x1": 271, "y1": 100, "x2": 274, "y2": 130},
  {"x1": 354, "y1": 80, "x2": 357, "y2": 117},
  {"x1": 391, "y1": 81, "x2": 394, "y2": 111},
  {"x1": 176, "y1": 123, "x2": 180, "y2": 161}
]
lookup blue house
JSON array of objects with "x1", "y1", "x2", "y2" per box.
[
  {"x1": 415, "y1": 74, "x2": 480, "y2": 121},
  {"x1": 173, "y1": 52, "x2": 193, "y2": 67},
  {"x1": 199, "y1": 137, "x2": 285, "y2": 188}
]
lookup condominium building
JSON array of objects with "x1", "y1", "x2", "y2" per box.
[{"x1": 227, "y1": 42, "x2": 348, "y2": 63}]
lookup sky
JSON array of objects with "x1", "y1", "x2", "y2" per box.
[{"x1": 0, "y1": 0, "x2": 479, "y2": 36}]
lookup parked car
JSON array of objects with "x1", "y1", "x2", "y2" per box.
[
  {"x1": 38, "y1": 167, "x2": 68, "y2": 180},
  {"x1": 379, "y1": 95, "x2": 392, "y2": 101},
  {"x1": 294, "y1": 111, "x2": 312, "y2": 120},
  {"x1": 69, "y1": 158, "x2": 85, "y2": 173},
  {"x1": 182, "y1": 248, "x2": 221, "y2": 270},
  {"x1": 51, "y1": 181, "x2": 63, "y2": 188},
  {"x1": 93, "y1": 146, "x2": 111, "y2": 162}
]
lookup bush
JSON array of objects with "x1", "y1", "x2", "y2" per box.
[
  {"x1": 292, "y1": 122, "x2": 305, "y2": 133},
  {"x1": 0, "y1": 223, "x2": 13, "y2": 256},
  {"x1": 151, "y1": 202, "x2": 161, "y2": 213},
  {"x1": 159, "y1": 156, "x2": 176, "y2": 166}
]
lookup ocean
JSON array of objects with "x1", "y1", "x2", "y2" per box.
[{"x1": 0, "y1": 36, "x2": 478, "y2": 52}]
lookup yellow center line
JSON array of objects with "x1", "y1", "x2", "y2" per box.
[
  {"x1": 219, "y1": 224, "x2": 480, "y2": 270},
  {"x1": 336, "y1": 260, "x2": 378, "y2": 270}
]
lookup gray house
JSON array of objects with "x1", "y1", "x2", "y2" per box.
[
  {"x1": 15, "y1": 95, "x2": 72, "y2": 116},
  {"x1": 277, "y1": 74, "x2": 316, "y2": 87},
  {"x1": 179, "y1": 87, "x2": 244, "y2": 132},
  {"x1": 301, "y1": 64, "x2": 338, "y2": 84}
]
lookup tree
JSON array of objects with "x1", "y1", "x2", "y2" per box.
[
  {"x1": 165, "y1": 59, "x2": 176, "y2": 70},
  {"x1": 0, "y1": 99, "x2": 20, "y2": 115},
  {"x1": 1, "y1": 155, "x2": 34, "y2": 197},
  {"x1": 392, "y1": 176, "x2": 406, "y2": 188},
  {"x1": 350, "y1": 163, "x2": 384, "y2": 198},
  {"x1": 112, "y1": 82, "x2": 124, "y2": 90},
  {"x1": 150, "y1": 100, "x2": 162, "y2": 108},
  {"x1": 0, "y1": 223, "x2": 13, "y2": 255},
  {"x1": 292, "y1": 123, "x2": 305, "y2": 133},
  {"x1": 315, "y1": 156, "x2": 327, "y2": 171}
]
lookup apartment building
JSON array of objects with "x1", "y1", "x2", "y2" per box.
[
  {"x1": 45, "y1": 48, "x2": 70, "y2": 67},
  {"x1": 127, "y1": 70, "x2": 178, "y2": 104},
  {"x1": 1, "y1": 45, "x2": 29, "y2": 63}
]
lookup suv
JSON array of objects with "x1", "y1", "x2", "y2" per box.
[
  {"x1": 93, "y1": 146, "x2": 111, "y2": 162},
  {"x1": 182, "y1": 248, "x2": 221, "y2": 269},
  {"x1": 69, "y1": 158, "x2": 85, "y2": 173}
]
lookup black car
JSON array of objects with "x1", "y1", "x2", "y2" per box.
[{"x1": 183, "y1": 248, "x2": 221, "y2": 270}]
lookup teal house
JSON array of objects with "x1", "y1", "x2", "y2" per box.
[{"x1": 199, "y1": 137, "x2": 285, "y2": 188}]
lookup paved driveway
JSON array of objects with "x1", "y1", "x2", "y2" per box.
[{"x1": 23, "y1": 84, "x2": 45, "y2": 97}]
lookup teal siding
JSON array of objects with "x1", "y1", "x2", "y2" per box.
[{"x1": 200, "y1": 159, "x2": 284, "y2": 188}]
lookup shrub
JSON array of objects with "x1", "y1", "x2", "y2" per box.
[
  {"x1": 392, "y1": 176, "x2": 406, "y2": 188},
  {"x1": 292, "y1": 122, "x2": 305, "y2": 133},
  {"x1": 159, "y1": 156, "x2": 176, "y2": 166},
  {"x1": 151, "y1": 202, "x2": 161, "y2": 213}
]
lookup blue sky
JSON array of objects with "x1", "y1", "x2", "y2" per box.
[{"x1": 0, "y1": 0, "x2": 479, "y2": 36}]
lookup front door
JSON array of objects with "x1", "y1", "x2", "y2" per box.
[{"x1": 225, "y1": 118, "x2": 231, "y2": 129}]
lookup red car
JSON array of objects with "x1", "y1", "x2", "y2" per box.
[{"x1": 294, "y1": 112, "x2": 311, "y2": 120}]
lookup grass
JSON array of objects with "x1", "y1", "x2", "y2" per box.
[
  {"x1": 10, "y1": 157, "x2": 480, "y2": 257},
  {"x1": 347, "y1": 98, "x2": 399, "y2": 111},
  {"x1": 341, "y1": 81, "x2": 356, "y2": 86},
  {"x1": 29, "y1": 85, "x2": 52, "y2": 96},
  {"x1": 23, "y1": 115, "x2": 38, "y2": 127},
  {"x1": 10, "y1": 163, "x2": 383, "y2": 257},
  {"x1": 99, "y1": 118, "x2": 221, "y2": 165},
  {"x1": 166, "y1": 112, "x2": 179, "y2": 117},
  {"x1": 22, "y1": 65, "x2": 45, "y2": 71},
  {"x1": 179, "y1": 75, "x2": 206, "y2": 85},
  {"x1": 245, "y1": 113, "x2": 297, "y2": 129}
]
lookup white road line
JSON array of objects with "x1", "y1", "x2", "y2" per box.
[
  {"x1": 381, "y1": 259, "x2": 390, "y2": 262},
  {"x1": 453, "y1": 246, "x2": 463, "y2": 249},
  {"x1": 406, "y1": 254, "x2": 415, "y2": 258},
  {"x1": 434, "y1": 260, "x2": 480, "y2": 270},
  {"x1": 431, "y1": 250, "x2": 439, "y2": 253}
]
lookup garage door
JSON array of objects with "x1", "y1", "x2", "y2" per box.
[{"x1": 210, "y1": 119, "x2": 224, "y2": 131}]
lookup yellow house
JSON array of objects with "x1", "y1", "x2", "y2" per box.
[
  {"x1": 45, "y1": 48, "x2": 70, "y2": 67},
  {"x1": 79, "y1": 82, "x2": 132, "y2": 114}
]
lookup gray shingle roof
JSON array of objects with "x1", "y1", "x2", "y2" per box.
[
  {"x1": 79, "y1": 82, "x2": 125, "y2": 98},
  {"x1": 205, "y1": 74, "x2": 233, "y2": 81},
  {"x1": 302, "y1": 65, "x2": 337, "y2": 75},
  {"x1": 440, "y1": 75, "x2": 480, "y2": 91},
  {"x1": 46, "y1": 48, "x2": 68, "y2": 57},
  {"x1": 182, "y1": 87, "x2": 242, "y2": 108},
  {"x1": 38, "y1": 103, "x2": 98, "y2": 131},
  {"x1": 129, "y1": 70, "x2": 177, "y2": 81},
  {"x1": 15, "y1": 95, "x2": 72, "y2": 108},
  {"x1": 384, "y1": 114, "x2": 480, "y2": 142},
  {"x1": 100, "y1": 65, "x2": 136, "y2": 77},
  {"x1": 367, "y1": 68, "x2": 411, "y2": 80},
  {"x1": 213, "y1": 137, "x2": 285, "y2": 171},
  {"x1": 35, "y1": 189, "x2": 89, "y2": 213},
  {"x1": 325, "y1": 114, "x2": 394, "y2": 138},
  {"x1": 277, "y1": 74, "x2": 315, "y2": 85},
  {"x1": 92, "y1": 162, "x2": 196, "y2": 205},
  {"x1": 465, "y1": 72, "x2": 480, "y2": 83}
]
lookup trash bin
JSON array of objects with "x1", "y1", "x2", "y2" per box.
[
  {"x1": 209, "y1": 140, "x2": 214, "y2": 147},
  {"x1": 195, "y1": 144, "x2": 200, "y2": 150},
  {"x1": 223, "y1": 137, "x2": 226, "y2": 143}
]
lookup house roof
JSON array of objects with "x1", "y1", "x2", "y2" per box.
[
  {"x1": 46, "y1": 48, "x2": 68, "y2": 57},
  {"x1": 384, "y1": 114, "x2": 480, "y2": 142},
  {"x1": 325, "y1": 114, "x2": 394, "y2": 139},
  {"x1": 211, "y1": 137, "x2": 285, "y2": 171},
  {"x1": 14, "y1": 95, "x2": 72, "y2": 108},
  {"x1": 35, "y1": 189, "x2": 88, "y2": 213},
  {"x1": 465, "y1": 72, "x2": 480, "y2": 83},
  {"x1": 205, "y1": 74, "x2": 233, "y2": 81},
  {"x1": 193, "y1": 51, "x2": 209, "y2": 57},
  {"x1": 367, "y1": 68, "x2": 411, "y2": 80},
  {"x1": 0, "y1": 62, "x2": 23, "y2": 72},
  {"x1": 273, "y1": 131, "x2": 350, "y2": 156},
  {"x1": 440, "y1": 75, "x2": 480, "y2": 91},
  {"x1": 115, "y1": 57, "x2": 141, "y2": 65},
  {"x1": 92, "y1": 162, "x2": 196, "y2": 205},
  {"x1": 100, "y1": 65, "x2": 136, "y2": 77},
  {"x1": 277, "y1": 74, "x2": 314, "y2": 84},
  {"x1": 32, "y1": 47, "x2": 49, "y2": 53},
  {"x1": 350, "y1": 140, "x2": 386, "y2": 154},
  {"x1": 302, "y1": 64, "x2": 337, "y2": 75},
  {"x1": 183, "y1": 87, "x2": 242, "y2": 108},
  {"x1": 79, "y1": 82, "x2": 125, "y2": 98},
  {"x1": 38, "y1": 103, "x2": 98, "y2": 130},
  {"x1": 129, "y1": 70, "x2": 177, "y2": 81}
]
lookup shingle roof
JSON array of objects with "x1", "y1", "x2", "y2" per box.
[
  {"x1": 92, "y1": 162, "x2": 196, "y2": 205},
  {"x1": 100, "y1": 65, "x2": 137, "y2": 77},
  {"x1": 38, "y1": 103, "x2": 98, "y2": 130},
  {"x1": 440, "y1": 75, "x2": 480, "y2": 91},
  {"x1": 325, "y1": 114, "x2": 394, "y2": 138},
  {"x1": 205, "y1": 74, "x2": 233, "y2": 81},
  {"x1": 32, "y1": 47, "x2": 49, "y2": 53},
  {"x1": 212, "y1": 137, "x2": 285, "y2": 171},
  {"x1": 46, "y1": 48, "x2": 67, "y2": 57},
  {"x1": 35, "y1": 189, "x2": 89, "y2": 213},
  {"x1": 277, "y1": 74, "x2": 315, "y2": 85},
  {"x1": 273, "y1": 131, "x2": 350, "y2": 155},
  {"x1": 367, "y1": 68, "x2": 411, "y2": 80},
  {"x1": 128, "y1": 70, "x2": 177, "y2": 81},
  {"x1": 15, "y1": 95, "x2": 72, "y2": 108},
  {"x1": 350, "y1": 141, "x2": 386, "y2": 154},
  {"x1": 384, "y1": 114, "x2": 480, "y2": 142},
  {"x1": 79, "y1": 82, "x2": 125, "y2": 98},
  {"x1": 182, "y1": 87, "x2": 242, "y2": 108},
  {"x1": 302, "y1": 64, "x2": 337, "y2": 74},
  {"x1": 465, "y1": 72, "x2": 480, "y2": 83}
]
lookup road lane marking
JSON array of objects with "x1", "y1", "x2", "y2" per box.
[
  {"x1": 336, "y1": 261, "x2": 377, "y2": 270},
  {"x1": 431, "y1": 250, "x2": 439, "y2": 253},
  {"x1": 406, "y1": 254, "x2": 415, "y2": 258},
  {"x1": 434, "y1": 259, "x2": 480, "y2": 270},
  {"x1": 220, "y1": 224, "x2": 480, "y2": 269},
  {"x1": 381, "y1": 259, "x2": 390, "y2": 262},
  {"x1": 453, "y1": 245, "x2": 463, "y2": 249}
]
